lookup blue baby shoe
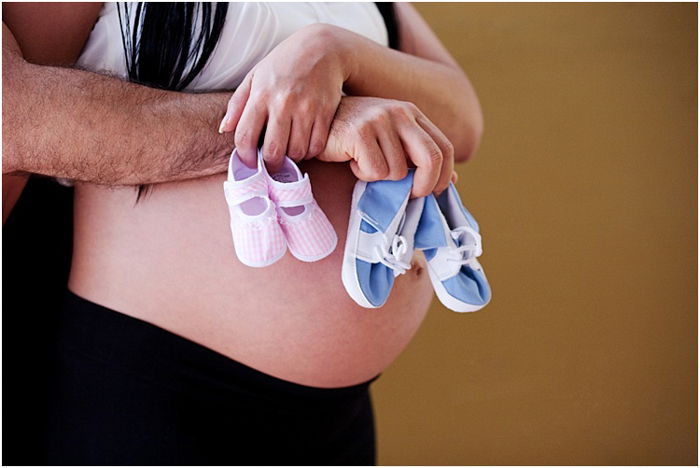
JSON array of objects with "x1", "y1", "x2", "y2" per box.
[
  {"x1": 342, "y1": 170, "x2": 424, "y2": 308},
  {"x1": 415, "y1": 183, "x2": 491, "y2": 312}
]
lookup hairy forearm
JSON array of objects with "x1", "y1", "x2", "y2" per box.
[
  {"x1": 333, "y1": 28, "x2": 482, "y2": 162},
  {"x1": 2, "y1": 31, "x2": 232, "y2": 185}
]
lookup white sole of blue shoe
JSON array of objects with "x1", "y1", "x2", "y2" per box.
[
  {"x1": 341, "y1": 180, "x2": 380, "y2": 309},
  {"x1": 425, "y1": 259, "x2": 491, "y2": 313}
]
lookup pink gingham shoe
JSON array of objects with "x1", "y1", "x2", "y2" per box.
[
  {"x1": 264, "y1": 156, "x2": 337, "y2": 262},
  {"x1": 223, "y1": 149, "x2": 287, "y2": 267}
]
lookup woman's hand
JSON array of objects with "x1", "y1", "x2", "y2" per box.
[
  {"x1": 317, "y1": 96, "x2": 455, "y2": 198},
  {"x1": 218, "y1": 24, "x2": 348, "y2": 170}
]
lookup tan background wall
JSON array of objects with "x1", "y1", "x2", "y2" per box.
[{"x1": 372, "y1": 3, "x2": 697, "y2": 465}]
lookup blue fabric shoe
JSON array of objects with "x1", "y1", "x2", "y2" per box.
[
  {"x1": 415, "y1": 183, "x2": 491, "y2": 312},
  {"x1": 342, "y1": 170, "x2": 424, "y2": 308}
]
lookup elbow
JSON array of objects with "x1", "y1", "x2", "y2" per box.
[{"x1": 453, "y1": 108, "x2": 483, "y2": 164}]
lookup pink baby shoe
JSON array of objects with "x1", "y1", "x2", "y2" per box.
[
  {"x1": 223, "y1": 149, "x2": 287, "y2": 267},
  {"x1": 264, "y1": 155, "x2": 337, "y2": 262}
]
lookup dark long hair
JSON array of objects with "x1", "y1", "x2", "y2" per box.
[
  {"x1": 117, "y1": 2, "x2": 229, "y2": 91},
  {"x1": 117, "y1": 2, "x2": 229, "y2": 200},
  {"x1": 117, "y1": 2, "x2": 397, "y2": 201},
  {"x1": 375, "y1": 2, "x2": 399, "y2": 50},
  {"x1": 117, "y1": 2, "x2": 397, "y2": 90}
]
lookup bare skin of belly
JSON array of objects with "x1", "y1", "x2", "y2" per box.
[{"x1": 69, "y1": 160, "x2": 433, "y2": 388}]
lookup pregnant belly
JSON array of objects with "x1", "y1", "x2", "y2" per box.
[{"x1": 69, "y1": 160, "x2": 433, "y2": 388}]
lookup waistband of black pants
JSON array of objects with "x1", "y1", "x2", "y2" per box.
[{"x1": 58, "y1": 290, "x2": 381, "y2": 402}]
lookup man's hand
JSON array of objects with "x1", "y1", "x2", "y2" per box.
[{"x1": 317, "y1": 96, "x2": 455, "y2": 198}]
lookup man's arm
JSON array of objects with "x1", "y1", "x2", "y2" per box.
[{"x1": 2, "y1": 22, "x2": 232, "y2": 185}]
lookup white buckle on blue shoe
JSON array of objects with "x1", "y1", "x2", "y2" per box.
[
  {"x1": 448, "y1": 225, "x2": 482, "y2": 267},
  {"x1": 415, "y1": 183, "x2": 492, "y2": 313},
  {"x1": 342, "y1": 174, "x2": 491, "y2": 313},
  {"x1": 342, "y1": 171, "x2": 422, "y2": 308},
  {"x1": 374, "y1": 233, "x2": 411, "y2": 274}
]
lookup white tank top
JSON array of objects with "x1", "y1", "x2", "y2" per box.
[{"x1": 76, "y1": 2, "x2": 389, "y2": 91}]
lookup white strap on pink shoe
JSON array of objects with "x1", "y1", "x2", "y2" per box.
[
  {"x1": 270, "y1": 177, "x2": 313, "y2": 207},
  {"x1": 223, "y1": 176, "x2": 268, "y2": 207},
  {"x1": 265, "y1": 158, "x2": 338, "y2": 262}
]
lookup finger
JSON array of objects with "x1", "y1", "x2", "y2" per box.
[
  {"x1": 234, "y1": 99, "x2": 267, "y2": 167},
  {"x1": 287, "y1": 117, "x2": 313, "y2": 162},
  {"x1": 315, "y1": 123, "x2": 347, "y2": 163},
  {"x1": 451, "y1": 171, "x2": 458, "y2": 184},
  {"x1": 219, "y1": 74, "x2": 252, "y2": 134},
  {"x1": 349, "y1": 160, "x2": 363, "y2": 180},
  {"x1": 352, "y1": 138, "x2": 389, "y2": 182},
  {"x1": 416, "y1": 115, "x2": 454, "y2": 195},
  {"x1": 262, "y1": 115, "x2": 291, "y2": 172},
  {"x1": 397, "y1": 121, "x2": 442, "y2": 198},
  {"x1": 306, "y1": 115, "x2": 332, "y2": 159},
  {"x1": 315, "y1": 118, "x2": 351, "y2": 163},
  {"x1": 376, "y1": 128, "x2": 408, "y2": 181}
]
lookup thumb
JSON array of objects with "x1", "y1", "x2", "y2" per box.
[
  {"x1": 219, "y1": 75, "x2": 252, "y2": 134},
  {"x1": 316, "y1": 126, "x2": 353, "y2": 163}
]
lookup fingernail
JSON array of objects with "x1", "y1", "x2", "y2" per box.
[{"x1": 218, "y1": 116, "x2": 229, "y2": 134}]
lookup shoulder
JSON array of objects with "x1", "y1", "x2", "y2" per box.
[
  {"x1": 392, "y1": 3, "x2": 460, "y2": 68},
  {"x1": 2, "y1": 2, "x2": 104, "y2": 65}
]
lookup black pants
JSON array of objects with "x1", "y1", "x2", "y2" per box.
[{"x1": 46, "y1": 292, "x2": 378, "y2": 465}]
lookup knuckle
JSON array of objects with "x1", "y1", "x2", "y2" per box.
[
  {"x1": 386, "y1": 101, "x2": 403, "y2": 114},
  {"x1": 235, "y1": 130, "x2": 254, "y2": 149},
  {"x1": 390, "y1": 102, "x2": 416, "y2": 121},
  {"x1": 443, "y1": 140, "x2": 455, "y2": 159},
  {"x1": 414, "y1": 186, "x2": 431, "y2": 198},
  {"x1": 364, "y1": 171, "x2": 380, "y2": 182},
  {"x1": 265, "y1": 150, "x2": 284, "y2": 166},
  {"x1": 309, "y1": 137, "x2": 326, "y2": 157},
  {"x1": 275, "y1": 99, "x2": 291, "y2": 114},
  {"x1": 396, "y1": 100, "x2": 417, "y2": 115},
  {"x1": 253, "y1": 88, "x2": 270, "y2": 103},
  {"x1": 287, "y1": 150, "x2": 301, "y2": 159},
  {"x1": 297, "y1": 99, "x2": 313, "y2": 114},
  {"x1": 372, "y1": 164, "x2": 389, "y2": 180},
  {"x1": 257, "y1": 98, "x2": 270, "y2": 112},
  {"x1": 287, "y1": 88, "x2": 303, "y2": 102},
  {"x1": 357, "y1": 122, "x2": 375, "y2": 140},
  {"x1": 287, "y1": 144, "x2": 305, "y2": 159},
  {"x1": 274, "y1": 92, "x2": 295, "y2": 111},
  {"x1": 266, "y1": 141, "x2": 282, "y2": 159},
  {"x1": 392, "y1": 165, "x2": 409, "y2": 181},
  {"x1": 369, "y1": 107, "x2": 391, "y2": 124},
  {"x1": 427, "y1": 145, "x2": 443, "y2": 165}
]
